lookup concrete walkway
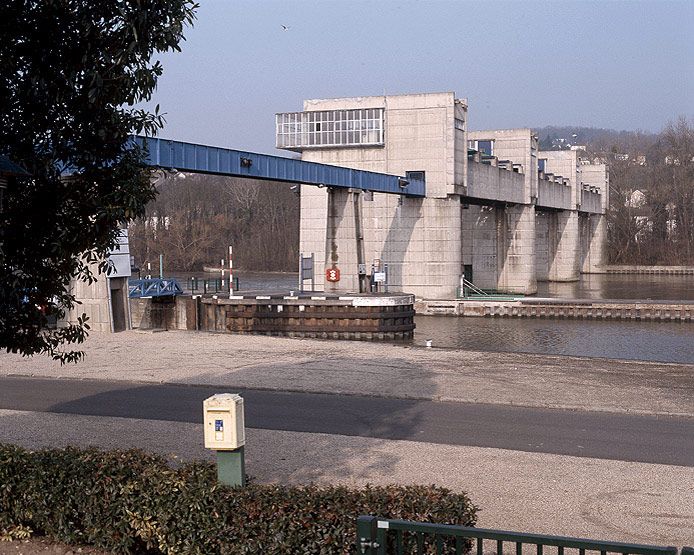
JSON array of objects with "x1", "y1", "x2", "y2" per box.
[{"x1": 1, "y1": 330, "x2": 693, "y2": 545}]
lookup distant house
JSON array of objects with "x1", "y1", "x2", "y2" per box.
[
  {"x1": 626, "y1": 189, "x2": 646, "y2": 209},
  {"x1": 623, "y1": 190, "x2": 678, "y2": 242}
]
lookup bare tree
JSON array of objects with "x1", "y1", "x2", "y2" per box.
[
  {"x1": 129, "y1": 174, "x2": 300, "y2": 272},
  {"x1": 604, "y1": 117, "x2": 694, "y2": 265}
]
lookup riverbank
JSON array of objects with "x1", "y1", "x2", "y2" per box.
[{"x1": 2, "y1": 330, "x2": 692, "y2": 417}]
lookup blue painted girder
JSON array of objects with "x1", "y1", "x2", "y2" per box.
[
  {"x1": 131, "y1": 135, "x2": 425, "y2": 197},
  {"x1": 128, "y1": 278, "x2": 183, "y2": 298}
]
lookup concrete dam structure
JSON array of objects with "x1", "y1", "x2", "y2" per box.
[{"x1": 278, "y1": 92, "x2": 608, "y2": 299}]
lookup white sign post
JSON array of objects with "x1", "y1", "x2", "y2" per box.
[{"x1": 228, "y1": 246, "x2": 234, "y2": 297}]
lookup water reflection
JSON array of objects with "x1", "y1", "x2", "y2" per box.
[
  {"x1": 413, "y1": 316, "x2": 694, "y2": 363},
  {"x1": 536, "y1": 273, "x2": 694, "y2": 301}
]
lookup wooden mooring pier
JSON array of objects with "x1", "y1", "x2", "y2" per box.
[{"x1": 131, "y1": 292, "x2": 416, "y2": 339}]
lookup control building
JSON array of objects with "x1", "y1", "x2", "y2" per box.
[{"x1": 277, "y1": 92, "x2": 608, "y2": 299}]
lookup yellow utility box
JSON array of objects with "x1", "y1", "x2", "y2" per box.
[{"x1": 203, "y1": 393, "x2": 245, "y2": 450}]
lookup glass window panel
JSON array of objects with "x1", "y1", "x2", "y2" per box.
[{"x1": 478, "y1": 140, "x2": 493, "y2": 156}]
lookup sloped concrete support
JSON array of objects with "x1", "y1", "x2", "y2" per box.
[
  {"x1": 549, "y1": 210, "x2": 580, "y2": 282},
  {"x1": 364, "y1": 195, "x2": 460, "y2": 299},
  {"x1": 400, "y1": 197, "x2": 461, "y2": 299},
  {"x1": 498, "y1": 204, "x2": 537, "y2": 294},
  {"x1": 580, "y1": 213, "x2": 607, "y2": 273},
  {"x1": 462, "y1": 204, "x2": 537, "y2": 294},
  {"x1": 535, "y1": 212, "x2": 550, "y2": 281}
]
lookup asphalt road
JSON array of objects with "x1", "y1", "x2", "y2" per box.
[{"x1": 1, "y1": 376, "x2": 692, "y2": 467}]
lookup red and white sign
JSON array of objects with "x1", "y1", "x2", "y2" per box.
[{"x1": 325, "y1": 267, "x2": 340, "y2": 282}]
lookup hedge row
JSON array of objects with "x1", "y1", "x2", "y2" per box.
[{"x1": 0, "y1": 444, "x2": 477, "y2": 554}]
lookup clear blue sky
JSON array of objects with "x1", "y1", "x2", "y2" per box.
[{"x1": 143, "y1": 0, "x2": 694, "y2": 154}]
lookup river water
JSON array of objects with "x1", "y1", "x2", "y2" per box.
[{"x1": 164, "y1": 271, "x2": 693, "y2": 364}]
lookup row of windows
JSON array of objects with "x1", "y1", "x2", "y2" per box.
[
  {"x1": 276, "y1": 108, "x2": 385, "y2": 149},
  {"x1": 277, "y1": 129, "x2": 384, "y2": 149},
  {"x1": 277, "y1": 118, "x2": 381, "y2": 134},
  {"x1": 278, "y1": 108, "x2": 383, "y2": 123}
]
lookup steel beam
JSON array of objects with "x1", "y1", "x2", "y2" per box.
[{"x1": 131, "y1": 135, "x2": 425, "y2": 197}]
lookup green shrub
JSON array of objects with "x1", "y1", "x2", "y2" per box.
[{"x1": 0, "y1": 444, "x2": 477, "y2": 554}]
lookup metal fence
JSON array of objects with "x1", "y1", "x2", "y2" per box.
[{"x1": 356, "y1": 516, "x2": 684, "y2": 555}]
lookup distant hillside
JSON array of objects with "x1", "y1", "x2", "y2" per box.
[{"x1": 535, "y1": 126, "x2": 655, "y2": 154}]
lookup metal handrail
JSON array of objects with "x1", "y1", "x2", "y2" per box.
[
  {"x1": 187, "y1": 276, "x2": 239, "y2": 294},
  {"x1": 461, "y1": 277, "x2": 489, "y2": 297},
  {"x1": 356, "y1": 516, "x2": 680, "y2": 555}
]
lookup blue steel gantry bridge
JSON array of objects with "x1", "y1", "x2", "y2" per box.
[{"x1": 132, "y1": 135, "x2": 425, "y2": 197}]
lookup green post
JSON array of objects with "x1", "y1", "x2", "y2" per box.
[
  {"x1": 356, "y1": 516, "x2": 379, "y2": 554},
  {"x1": 216, "y1": 447, "x2": 245, "y2": 487}
]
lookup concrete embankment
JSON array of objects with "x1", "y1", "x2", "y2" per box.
[
  {"x1": 604, "y1": 264, "x2": 694, "y2": 275},
  {"x1": 417, "y1": 298, "x2": 694, "y2": 321}
]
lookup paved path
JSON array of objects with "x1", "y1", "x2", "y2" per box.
[{"x1": 1, "y1": 376, "x2": 692, "y2": 467}]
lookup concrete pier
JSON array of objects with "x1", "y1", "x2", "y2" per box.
[
  {"x1": 549, "y1": 210, "x2": 581, "y2": 281},
  {"x1": 416, "y1": 298, "x2": 694, "y2": 322}
]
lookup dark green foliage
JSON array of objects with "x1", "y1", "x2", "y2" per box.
[
  {"x1": 0, "y1": 444, "x2": 477, "y2": 554},
  {"x1": 0, "y1": 0, "x2": 197, "y2": 362}
]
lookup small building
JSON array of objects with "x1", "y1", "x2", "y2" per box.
[{"x1": 64, "y1": 229, "x2": 132, "y2": 332}]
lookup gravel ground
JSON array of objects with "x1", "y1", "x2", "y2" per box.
[
  {"x1": 0, "y1": 539, "x2": 108, "y2": 555},
  {"x1": 1, "y1": 330, "x2": 692, "y2": 416}
]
